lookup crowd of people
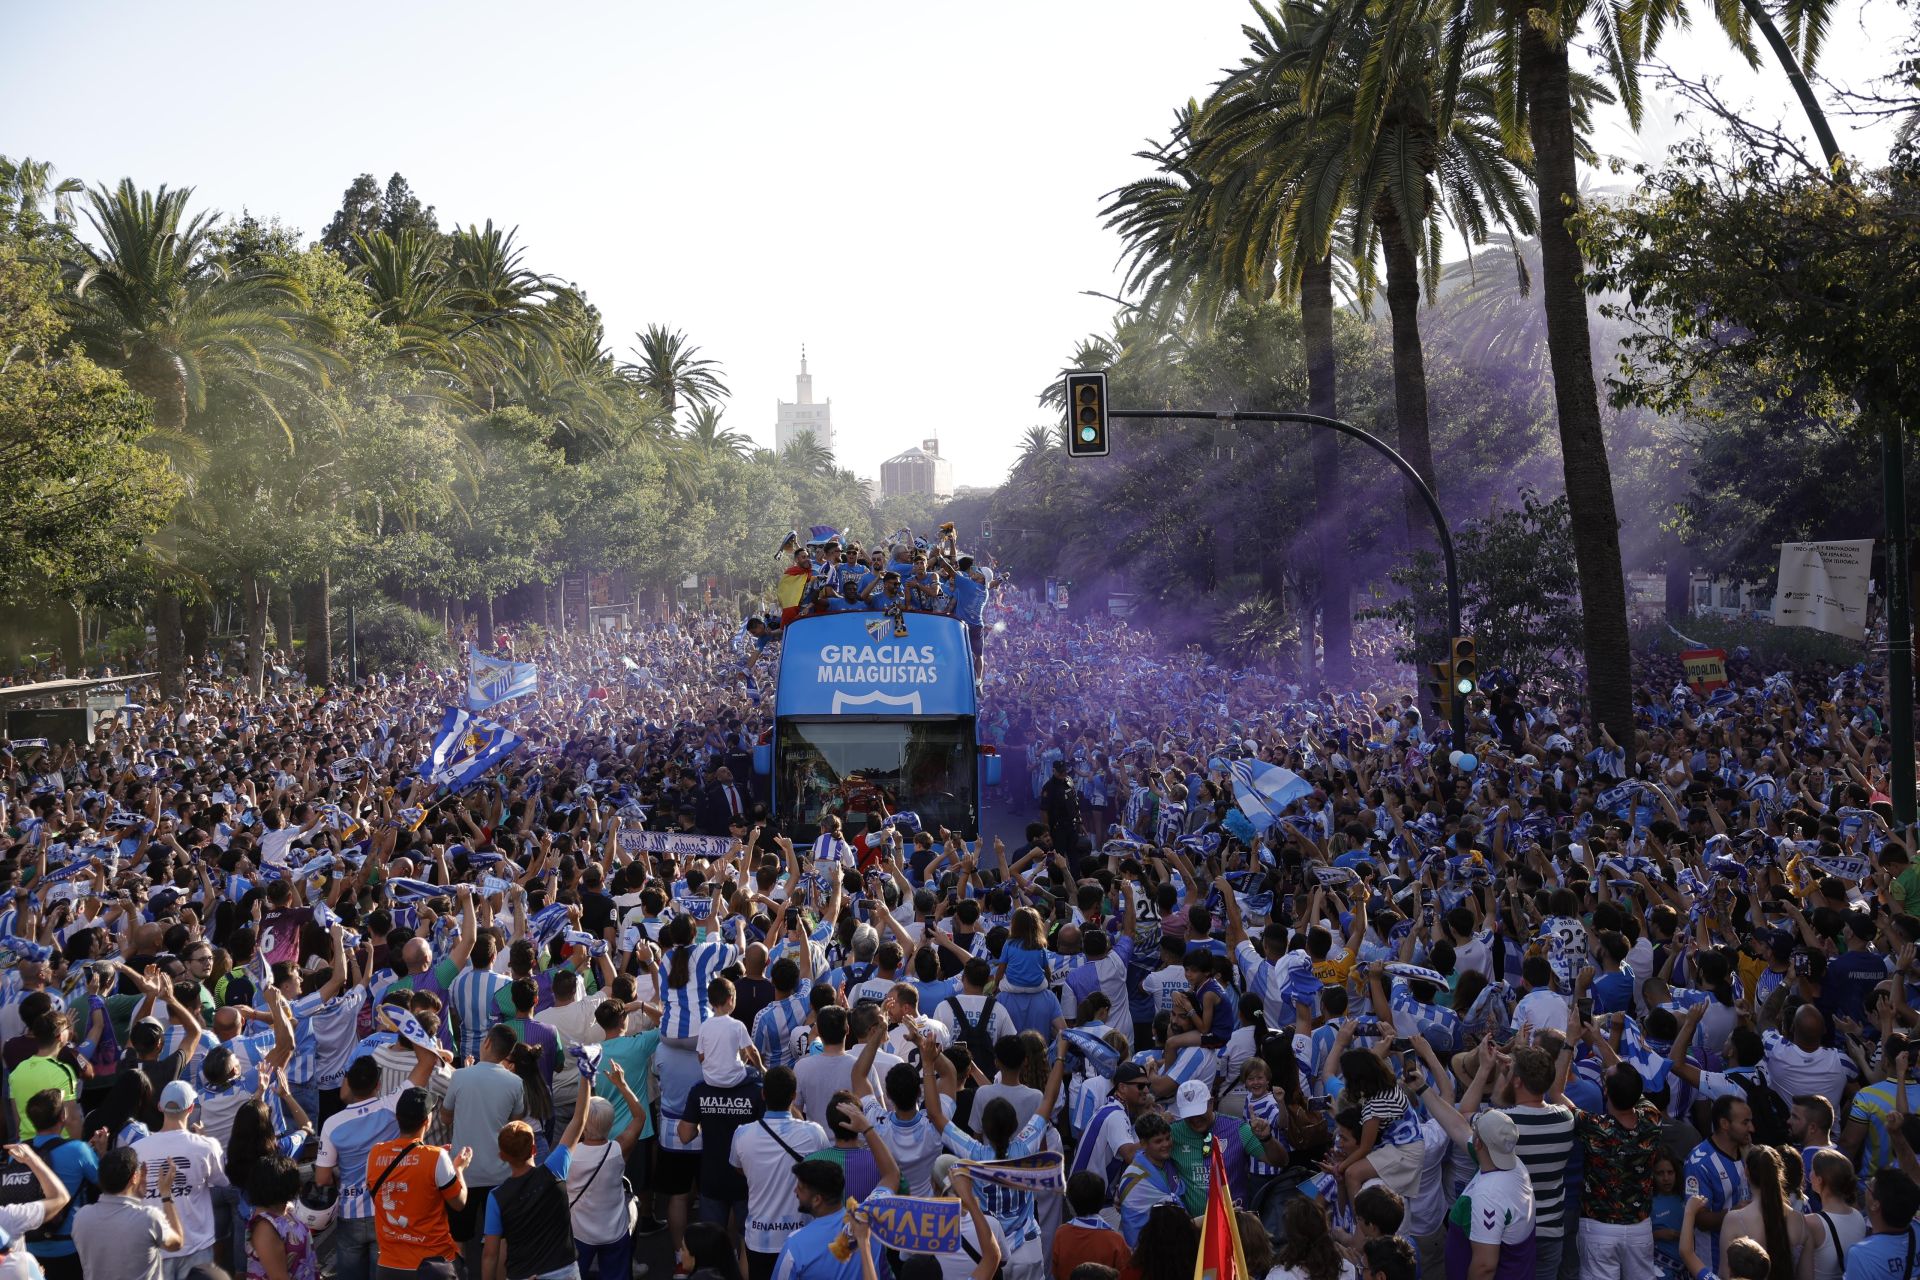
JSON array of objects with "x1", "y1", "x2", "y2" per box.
[{"x1": 0, "y1": 567, "x2": 1917, "y2": 1280}]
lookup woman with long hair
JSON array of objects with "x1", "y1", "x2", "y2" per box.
[
  {"x1": 1722, "y1": 1145, "x2": 1806, "y2": 1280},
  {"x1": 224, "y1": 1099, "x2": 278, "y2": 1268},
  {"x1": 678, "y1": 1220, "x2": 744, "y2": 1280},
  {"x1": 1124, "y1": 1203, "x2": 1199, "y2": 1280},
  {"x1": 1269, "y1": 1198, "x2": 1357, "y2": 1280},
  {"x1": 1801, "y1": 1149, "x2": 1867, "y2": 1280},
  {"x1": 658, "y1": 910, "x2": 739, "y2": 1043}
]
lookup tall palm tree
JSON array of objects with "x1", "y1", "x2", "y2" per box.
[
  {"x1": 0, "y1": 156, "x2": 82, "y2": 243},
  {"x1": 781, "y1": 432, "x2": 835, "y2": 476},
  {"x1": 1209, "y1": 0, "x2": 1543, "y2": 540},
  {"x1": 682, "y1": 403, "x2": 753, "y2": 459},
  {"x1": 1317, "y1": 0, "x2": 1728, "y2": 740},
  {"x1": 63, "y1": 181, "x2": 335, "y2": 696},
  {"x1": 622, "y1": 324, "x2": 727, "y2": 414}
]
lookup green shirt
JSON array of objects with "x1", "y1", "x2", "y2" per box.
[
  {"x1": 596, "y1": 1029, "x2": 662, "y2": 1140},
  {"x1": 1168, "y1": 1117, "x2": 1260, "y2": 1216},
  {"x1": 1894, "y1": 867, "x2": 1920, "y2": 918},
  {"x1": 11, "y1": 1054, "x2": 78, "y2": 1137}
]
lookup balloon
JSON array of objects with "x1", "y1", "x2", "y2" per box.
[
  {"x1": 1448, "y1": 750, "x2": 1464, "y2": 768},
  {"x1": 1458, "y1": 752, "x2": 1479, "y2": 772}
]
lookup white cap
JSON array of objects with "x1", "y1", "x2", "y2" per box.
[
  {"x1": 159, "y1": 1080, "x2": 198, "y2": 1113},
  {"x1": 1174, "y1": 1079, "x2": 1211, "y2": 1120}
]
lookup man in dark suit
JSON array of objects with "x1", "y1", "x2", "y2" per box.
[{"x1": 700, "y1": 766, "x2": 753, "y2": 836}]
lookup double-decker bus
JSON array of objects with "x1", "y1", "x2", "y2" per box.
[{"x1": 771, "y1": 611, "x2": 981, "y2": 841}]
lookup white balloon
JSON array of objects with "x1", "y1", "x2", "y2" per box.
[{"x1": 1448, "y1": 750, "x2": 1465, "y2": 768}]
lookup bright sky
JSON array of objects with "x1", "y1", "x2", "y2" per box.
[{"x1": 2, "y1": 1, "x2": 1906, "y2": 489}]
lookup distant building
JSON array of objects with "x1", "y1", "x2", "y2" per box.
[
  {"x1": 881, "y1": 438, "x2": 955, "y2": 499},
  {"x1": 775, "y1": 347, "x2": 834, "y2": 456}
]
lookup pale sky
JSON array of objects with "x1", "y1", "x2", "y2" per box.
[{"x1": 2, "y1": 1, "x2": 1905, "y2": 488}]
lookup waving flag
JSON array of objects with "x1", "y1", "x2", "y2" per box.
[
  {"x1": 386, "y1": 877, "x2": 447, "y2": 903},
  {"x1": 1265, "y1": 950, "x2": 1322, "y2": 1012},
  {"x1": 1230, "y1": 759, "x2": 1314, "y2": 833},
  {"x1": 418, "y1": 707, "x2": 524, "y2": 792},
  {"x1": 1194, "y1": 1141, "x2": 1251, "y2": 1280},
  {"x1": 468, "y1": 650, "x2": 540, "y2": 711},
  {"x1": 1618, "y1": 1015, "x2": 1673, "y2": 1089},
  {"x1": 1063, "y1": 1027, "x2": 1121, "y2": 1076}
]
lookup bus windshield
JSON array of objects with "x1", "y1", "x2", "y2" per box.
[{"x1": 775, "y1": 717, "x2": 977, "y2": 840}]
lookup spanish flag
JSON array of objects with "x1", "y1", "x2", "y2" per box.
[
  {"x1": 778, "y1": 564, "x2": 812, "y2": 626},
  {"x1": 1194, "y1": 1140, "x2": 1250, "y2": 1280}
]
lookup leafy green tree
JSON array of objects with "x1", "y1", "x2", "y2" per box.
[
  {"x1": 1373, "y1": 491, "x2": 1585, "y2": 687},
  {"x1": 320, "y1": 172, "x2": 439, "y2": 267},
  {"x1": 0, "y1": 238, "x2": 179, "y2": 600},
  {"x1": 682, "y1": 403, "x2": 752, "y2": 458}
]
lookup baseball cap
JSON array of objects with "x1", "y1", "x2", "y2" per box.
[
  {"x1": 1113, "y1": 1062, "x2": 1149, "y2": 1086},
  {"x1": 1174, "y1": 1079, "x2": 1211, "y2": 1120},
  {"x1": 158, "y1": 1080, "x2": 198, "y2": 1114},
  {"x1": 1472, "y1": 1109, "x2": 1520, "y2": 1170}
]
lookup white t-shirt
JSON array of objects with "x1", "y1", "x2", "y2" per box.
[
  {"x1": 1761, "y1": 1031, "x2": 1857, "y2": 1107},
  {"x1": 133, "y1": 1127, "x2": 229, "y2": 1255},
  {"x1": 730, "y1": 1114, "x2": 830, "y2": 1253},
  {"x1": 1142, "y1": 965, "x2": 1190, "y2": 1014},
  {"x1": 933, "y1": 993, "x2": 1017, "y2": 1046},
  {"x1": 563, "y1": 1140, "x2": 631, "y2": 1247},
  {"x1": 1512, "y1": 989, "x2": 1571, "y2": 1037},
  {"x1": 536, "y1": 996, "x2": 611, "y2": 1050},
  {"x1": 1457, "y1": 1165, "x2": 1535, "y2": 1247},
  {"x1": 697, "y1": 1016, "x2": 752, "y2": 1088}
]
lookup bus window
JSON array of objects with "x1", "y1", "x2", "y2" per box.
[{"x1": 776, "y1": 718, "x2": 977, "y2": 840}]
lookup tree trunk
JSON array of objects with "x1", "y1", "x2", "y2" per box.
[
  {"x1": 1303, "y1": 256, "x2": 1354, "y2": 686},
  {"x1": 1665, "y1": 539, "x2": 1692, "y2": 621},
  {"x1": 65, "y1": 600, "x2": 85, "y2": 677},
  {"x1": 276, "y1": 590, "x2": 294, "y2": 665},
  {"x1": 303, "y1": 570, "x2": 331, "y2": 687},
  {"x1": 154, "y1": 591, "x2": 185, "y2": 701},
  {"x1": 480, "y1": 593, "x2": 496, "y2": 641},
  {"x1": 183, "y1": 601, "x2": 210, "y2": 676},
  {"x1": 1380, "y1": 217, "x2": 1439, "y2": 544},
  {"x1": 1523, "y1": 25, "x2": 1635, "y2": 748},
  {"x1": 244, "y1": 574, "x2": 271, "y2": 698}
]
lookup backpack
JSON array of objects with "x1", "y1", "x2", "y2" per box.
[
  {"x1": 945, "y1": 995, "x2": 999, "y2": 1066},
  {"x1": 1731, "y1": 1067, "x2": 1793, "y2": 1147}
]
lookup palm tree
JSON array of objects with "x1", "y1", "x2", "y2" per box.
[
  {"x1": 683, "y1": 403, "x2": 752, "y2": 459},
  {"x1": 0, "y1": 156, "x2": 82, "y2": 243},
  {"x1": 63, "y1": 181, "x2": 335, "y2": 696},
  {"x1": 782, "y1": 432, "x2": 836, "y2": 476},
  {"x1": 1017, "y1": 424, "x2": 1060, "y2": 466},
  {"x1": 622, "y1": 324, "x2": 727, "y2": 414}
]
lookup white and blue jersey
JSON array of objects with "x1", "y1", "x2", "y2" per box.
[
  {"x1": 290, "y1": 985, "x2": 368, "y2": 1090},
  {"x1": 448, "y1": 966, "x2": 511, "y2": 1060},
  {"x1": 315, "y1": 1092, "x2": 401, "y2": 1221},
  {"x1": 659, "y1": 939, "x2": 739, "y2": 1038},
  {"x1": 1685, "y1": 1140, "x2": 1750, "y2": 1269},
  {"x1": 753, "y1": 993, "x2": 811, "y2": 1070},
  {"x1": 942, "y1": 1112, "x2": 1049, "y2": 1248}
]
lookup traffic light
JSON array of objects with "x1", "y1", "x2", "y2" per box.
[
  {"x1": 979, "y1": 519, "x2": 992, "y2": 540},
  {"x1": 1424, "y1": 659, "x2": 1453, "y2": 729},
  {"x1": 1450, "y1": 635, "x2": 1478, "y2": 698},
  {"x1": 1063, "y1": 371, "x2": 1109, "y2": 457}
]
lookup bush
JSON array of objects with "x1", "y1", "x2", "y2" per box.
[
  {"x1": 1630, "y1": 614, "x2": 1866, "y2": 671},
  {"x1": 334, "y1": 595, "x2": 451, "y2": 673}
]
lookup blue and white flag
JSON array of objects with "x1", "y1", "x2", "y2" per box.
[
  {"x1": 1266, "y1": 950, "x2": 1322, "y2": 1011},
  {"x1": 386, "y1": 877, "x2": 446, "y2": 903},
  {"x1": 528, "y1": 904, "x2": 571, "y2": 947},
  {"x1": 1230, "y1": 758, "x2": 1314, "y2": 833},
  {"x1": 1618, "y1": 1015, "x2": 1672, "y2": 1089},
  {"x1": 1594, "y1": 781, "x2": 1643, "y2": 817},
  {"x1": 418, "y1": 707, "x2": 524, "y2": 792},
  {"x1": 1177, "y1": 831, "x2": 1222, "y2": 858},
  {"x1": 857, "y1": 1194, "x2": 965, "y2": 1255},
  {"x1": 1809, "y1": 851, "x2": 1874, "y2": 882},
  {"x1": 468, "y1": 650, "x2": 539, "y2": 712},
  {"x1": 377, "y1": 1005, "x2": 441, "y2": 1055},
  {"x1": 1062, "y1": 1027, "x2": 1121, "y2": 1076},
  {"x1": 951, "y1": 1151, "x2": 1065, "y2": 1195},
  {"x1": 571, "y1": 1043, "x2": 601, "y2": 1080}
]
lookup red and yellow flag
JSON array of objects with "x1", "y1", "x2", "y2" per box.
[{"x1": 1194, "y1": 1141, "x2": 1250, "y2": 1280}]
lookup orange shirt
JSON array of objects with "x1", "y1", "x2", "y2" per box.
[
  {"x1": 366, "y1": 1138, "x2": 459, "y2": 1269},
  {"x1": 1054, "y1": 1221, "x2": 1132, "y2": 1279}
]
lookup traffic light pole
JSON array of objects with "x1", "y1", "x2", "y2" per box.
[{"x1": 1107, "y1": 407, "x2": 1467, "y2": 741}]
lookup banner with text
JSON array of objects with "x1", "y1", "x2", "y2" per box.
[
  {"x1": 1680, "y1": 648, "x2": 1729, "y2": 693},
  {"x1": 615, "y1": 830, "x2": 734, "y2": 859},
  {"x1": 1775, "y1": 540, "x2": 1873, "y2": 640}
]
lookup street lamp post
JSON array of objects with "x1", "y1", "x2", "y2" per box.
[{"x1": 1104, "y1": 407, "x2": 1467, "y2": 740}]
